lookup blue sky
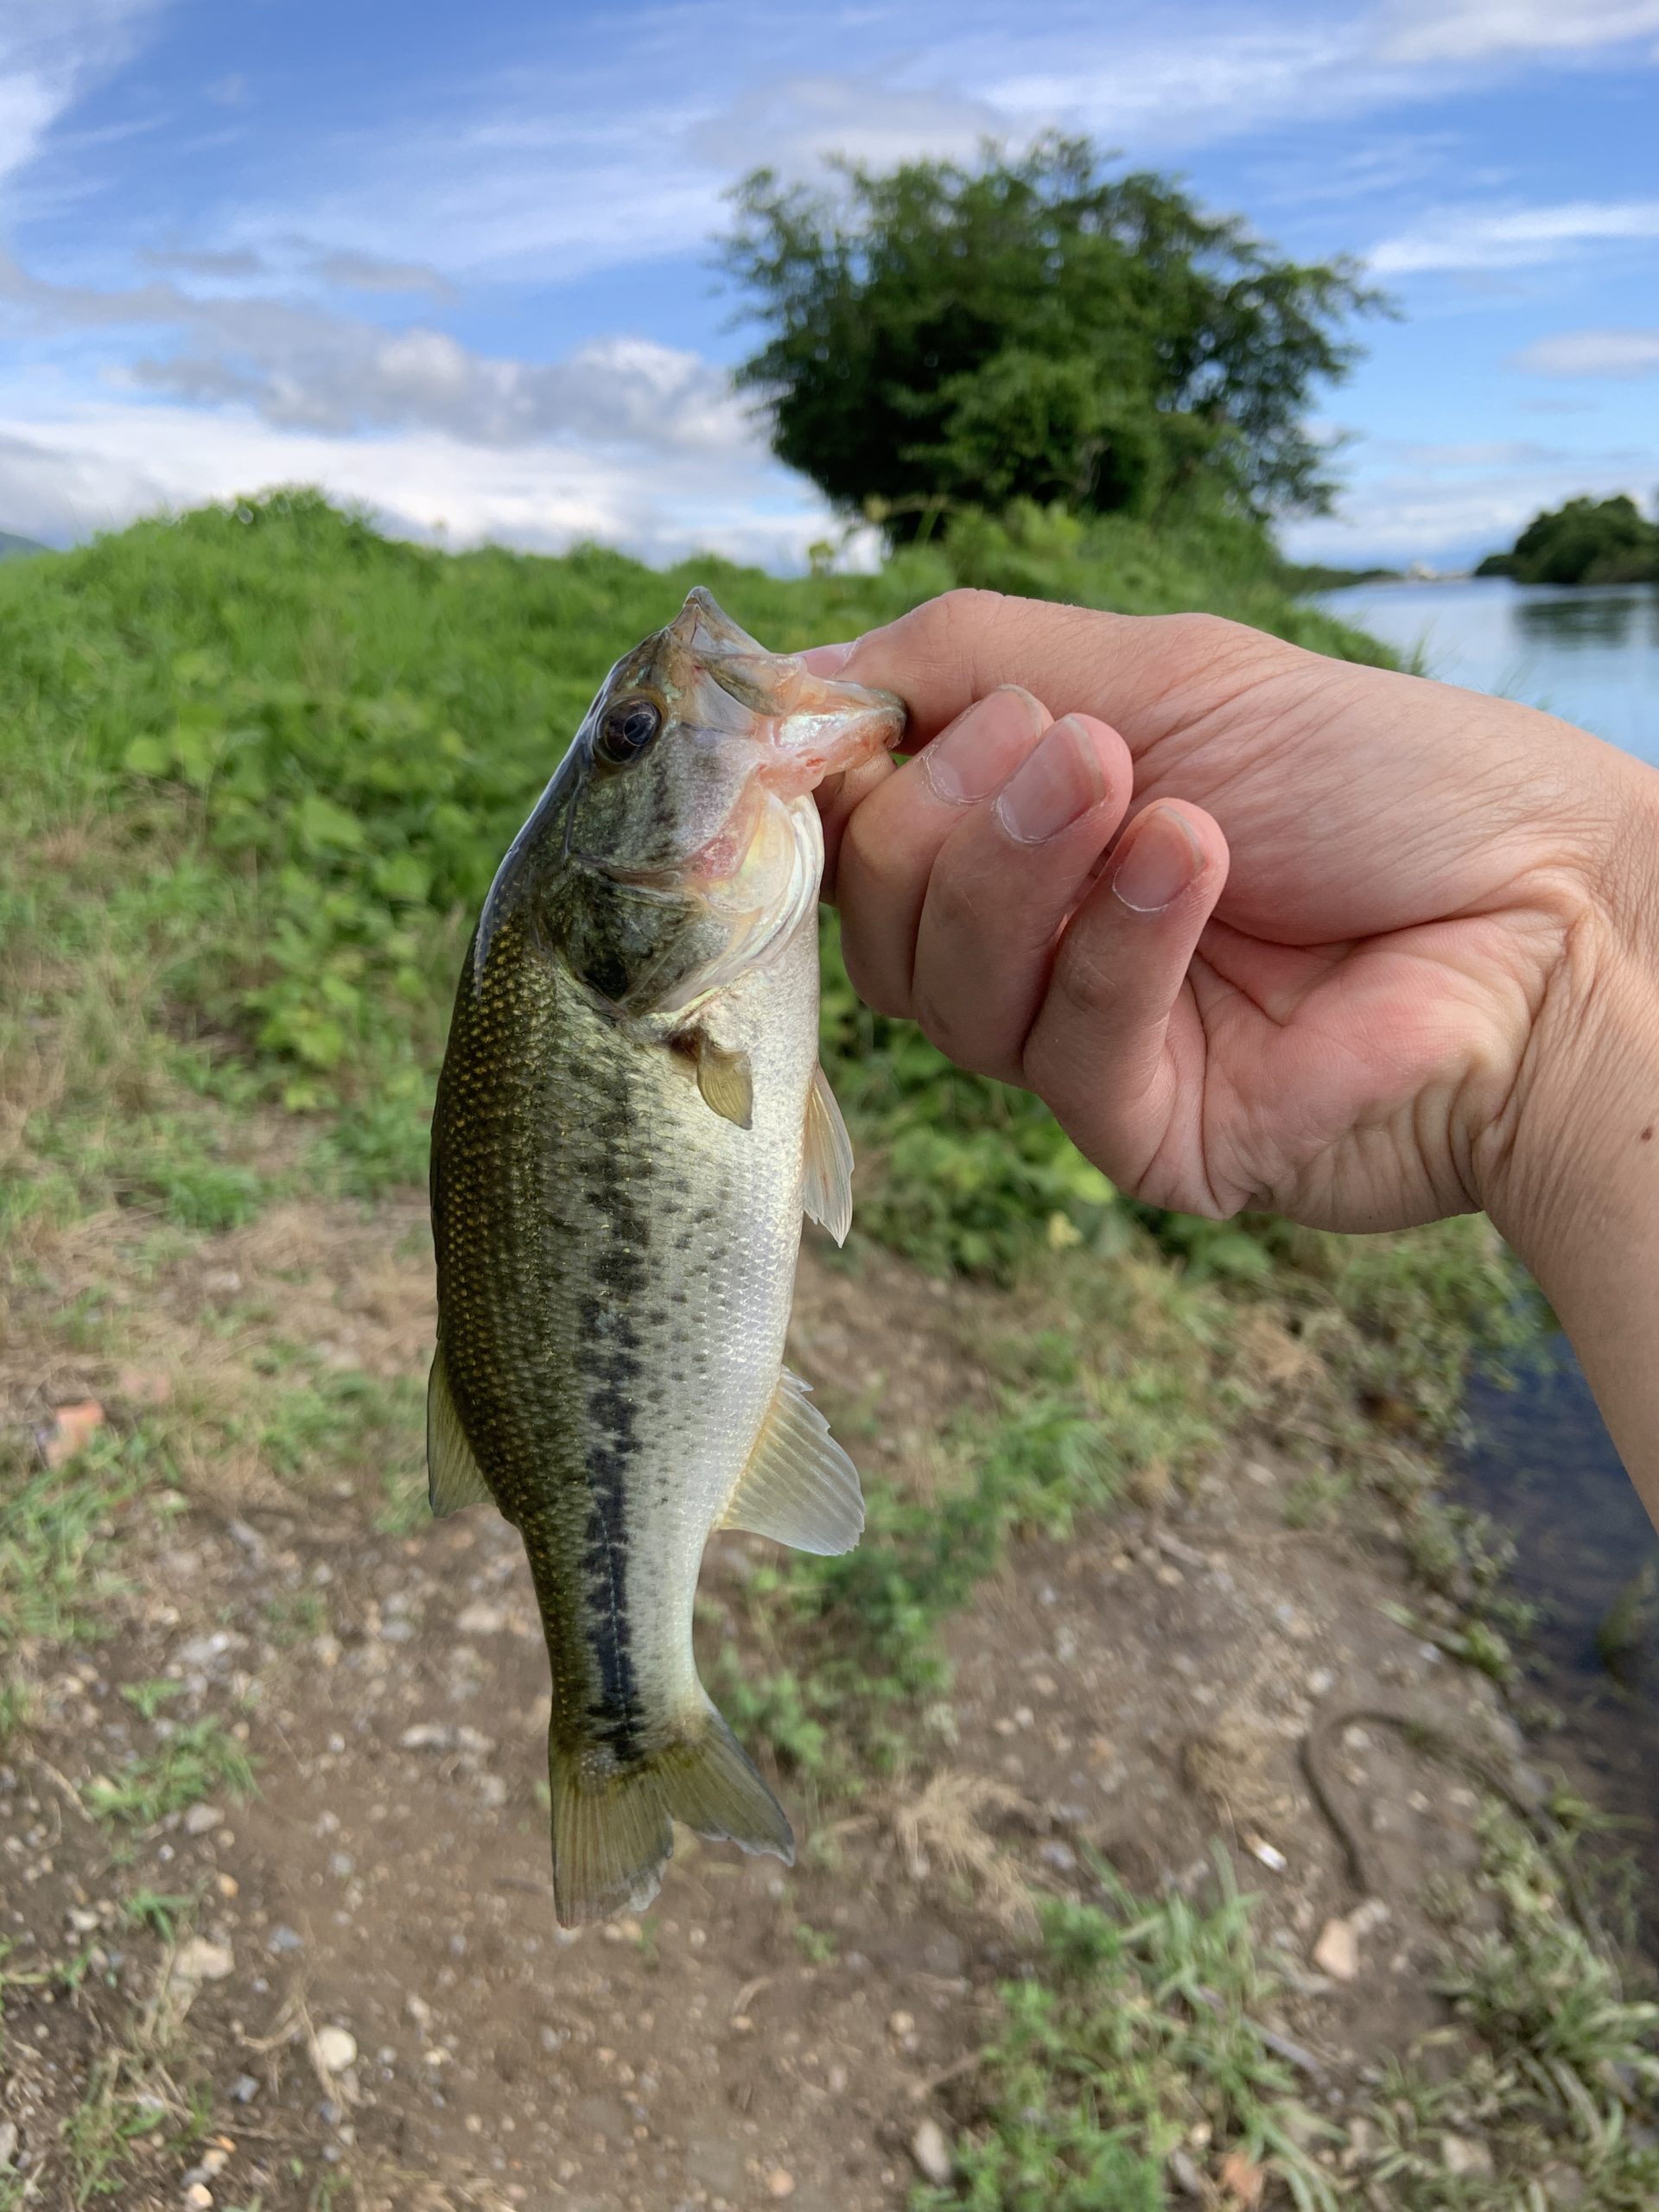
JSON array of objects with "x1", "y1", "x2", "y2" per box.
[{"x1": 0, "y1": 0, "x2": 1656, "y2": 569}]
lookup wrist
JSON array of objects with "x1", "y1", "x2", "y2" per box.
[{"x1": 1477, "y1": 753, "x2": 1659, "y2": 1482}]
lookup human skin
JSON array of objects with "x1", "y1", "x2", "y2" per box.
[{"x1": 803, "y1": 590, "x2": 1659, "y2": 1521}]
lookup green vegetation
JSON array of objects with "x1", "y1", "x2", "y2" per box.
[
  {"x1": 936, "y1": 1804, "x2": 1659, "y2": 2212},
  {"x1": 929, "y1": 1860, "x2": 1338, "y2": 2211},
  {"x1": 724, "y1": 136, "x2": 1380, "y2": 535},
  {"x1": 1476, "y1": 493, "x2": 1659, "y2": 587},
  {"x1": 0, "y1": 1441, "x2": 139, "y2": 1645},
  {"x1": 0, "y1": 486, "x2": 1382, "y2": 1270},
  {"x1": 88, "y1": 1716, "x2": 256, "y2": 1825}
]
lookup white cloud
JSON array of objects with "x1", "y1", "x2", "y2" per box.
[
  {"x1": 0, "y1": 395, "x2": 842, "y2": 569},
  {"x1": 687, "y1": 72, "x2": 1005, "y2": 178},
  {"x1": 1513, "y1": 327, "x2": 1659, "y2": 377},
  {"x1": 1281, "y1": 440, "x2": 1657, "y2": 563},
  {"x1": 0, "y1": 0, "x2": 170, "y2": 188},
  {"x1": 1376, "y1": 0, "x2": 1659, "y2": 63},
  {"x1": 1370, "y1": 200, "x2": 1659, "y2": 273},
  {"x1": 0, "y1": 255, "x2": 750, "y2": 453}
]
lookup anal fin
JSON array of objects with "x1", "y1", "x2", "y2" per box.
[
  {"x1": 426, "y1": 1344, "x2": 495, "y2": 1519},
  {"x1": 803, "y1": 1063, "x2": 854, "y2": 1245},
  {"x1": 716, "y1": 1369, "x2": 863, "y2": 1555}
]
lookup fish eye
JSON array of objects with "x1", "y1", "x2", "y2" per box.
[{"x1": 597, "y1": 696, "x2": 664, "y2": 766}]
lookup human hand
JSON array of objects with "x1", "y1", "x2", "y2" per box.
[{"x1": 805, "y1": 589, "x2": 1658, "y2": 1243}]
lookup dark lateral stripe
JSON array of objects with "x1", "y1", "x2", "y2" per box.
[{"x1": 573, "y1": 1084, "x2": 653, "y2": 1759}]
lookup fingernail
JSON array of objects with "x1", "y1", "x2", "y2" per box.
[
  {"x1": 925, "y1": 685, "x2": 1046, "y2": 804},
  {"x1": 1110, "y1": 806, "x2": 1203, "y2": 913},
  {"x1": 799, "y1": 639, "x2": 856, "y2": 675},
  {"x1": 994, "y1": 716, "x2": 1105, "y2": 844}
]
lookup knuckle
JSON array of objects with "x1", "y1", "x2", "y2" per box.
[{"x1": 912, "y1": 586, "x2": 1009, "y2": 673}]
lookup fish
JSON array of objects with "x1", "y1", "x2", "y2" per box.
[{"x1": 427, "y1": 588, "x2": 905, "y2": 1925}]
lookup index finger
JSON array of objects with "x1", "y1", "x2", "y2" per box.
[{"x1": 804, "y1": 588, "x2": 1267, "y2": 756}]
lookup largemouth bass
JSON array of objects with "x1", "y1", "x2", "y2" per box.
[{"x1": 428, "y1": 588, "x2": 904, "y2": 1925}]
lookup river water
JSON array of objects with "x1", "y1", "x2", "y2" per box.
[{"x1": 1319, "y1": 578, "x2": 1659, "y2": 1848}]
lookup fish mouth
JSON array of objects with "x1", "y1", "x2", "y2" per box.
[{"x1": 664, "y1": 588, "x2": 906, "y2": 798}]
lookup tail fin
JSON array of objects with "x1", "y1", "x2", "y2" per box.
[{"x1": 549, "y1": 1704, "x2": 794, "y2": 1926}]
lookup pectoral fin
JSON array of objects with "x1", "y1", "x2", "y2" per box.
[
  {"x1": 802, "y1": 1063, "x2": 854, "y2": 1245},
  {"x1": 426, "y1": 1344, "x2": 494, "y2": 1519},
  {"x1": 693, "y1": 1037, "x2": 753, "y2": 1129},
  {"x1": 717, "y1": 1369, "x2": 863, "y2": 1555}
]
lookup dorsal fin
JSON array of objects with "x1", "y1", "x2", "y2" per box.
[
  {"x1": 716, "y1": 1370, "x2": 863, "y2": 1556},
  {"x1": 802, "y1": 1064, "x2": 854, "y2": 1245},
  {"x1": 426, "y1": 1344, "x2": 495, "y2": 1519}
]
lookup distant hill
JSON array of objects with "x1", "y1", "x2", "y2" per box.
[{"x1": 0, "y1": 530, "x2": 48, "y2": 562}]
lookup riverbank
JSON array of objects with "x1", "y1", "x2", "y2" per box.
[{"x1": 3, "y1": 497, "x2": 1655, "y2": 2209}]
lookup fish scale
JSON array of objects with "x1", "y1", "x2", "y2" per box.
[{"x1": 425, "y1": 588, "x2": 904, "y2": 1923}]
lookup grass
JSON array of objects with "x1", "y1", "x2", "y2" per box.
[
  {"x1": 0, "y1": 1439, "x2": 140, "y2": 1645},
  {"x1": 930, "y1": 1802, "x2": 1659, "y2": 2212},
  {"x1": 88, "y1": 1715, "x2": 256, "y2": 1825},
  {"x1": 927, "y1": 1855, "x2": 1340, "y2": 2212}
]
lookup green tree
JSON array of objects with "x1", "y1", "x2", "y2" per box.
[
  {"x1": 1476, "y1": 493, "x2": 1659, "y2": 586},
  {"x1": 721, "y1": 136, "x2": 1381, "y2": 537}
]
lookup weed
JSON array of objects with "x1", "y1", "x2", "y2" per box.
[
  {"x1": 264, "y1": 1588, "x2": 329, "y2": 1645},
  {"x1": 0, "y1": 1679, "x2": 35, "y2": 1743},
  {"x1": 88, "y1": 1716, "x2": 255, "y2": 1825},
  {"x1": 0, "y1": 1439, "x2": 137, "y2": 1644},
  {"x1": 122, "y1": 1891, "x2": 197, "y2": 1942},
  {"x1": 257, "y1": 1368, "x2": 422, "y2": 1503},
  {"x1": 120, "y1": 1678, "x2": 185, "y2": 1721},
  {"x1": 929, "y1": 1854, "x2": 1339, "y2": 2212},
  {"x1": 793, "y1": 1923, "x2": 839, "y2": 1965}
]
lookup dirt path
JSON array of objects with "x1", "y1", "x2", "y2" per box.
[{"x1": 0, "y1": 1190, "x2": 1584, "y2": 2209}]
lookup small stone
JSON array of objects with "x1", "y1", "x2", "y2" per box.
[
  {"x1": 456, "y1": 1601, "x2": 505, "y2": 1635},
  {"x1": 1168, "y1": 2146, "x2": 1205, "y2": 2197},
  {"x1": 911, "y1": 2120, "x2": 953, "y2": 2187},
  {"x1": 766, "y1": 2171, "x2": 795, "y2": 2199},
  {"x1": 231, "y1": 2075, "x2": 260, "y2": 2104},
  {"x1": 183, "y1": 2186, "x2": 213, "y2": 2210},
  {"x1": 1219, "y1": 2148, "x2": 1265, "y2": 2205},
  {"x1": 39, "y1": 1399, "x2": 105, "y2": 1468},
  {"x1": 0, "y1": 2120, "x2": 16, "y2": 2166},
  {"x1": 1440, "y1": 2133, "x2": 1494, "y2": 2179},
  {"x1": 1039, "y1": 1840, "x2": 1077, "y2": 1872},
  {"x1": 171, "y1": 1937, "x2": 234, "y2": 1984},
  {"x1": 400, "y1": 1723, "x2": 455, "y2": 1751},
  {"x1": 887, "y1": 2010, "x2": 916, "y2": 2037},
  {"x1": 184, "y1": 1804, "x2": 222, "y2": 1836},
  {"x1": 266, "y1": 1923, "x2": 303, "y2": 1955},
  {"x1": 1246, "y1": 1837, "x2": 1287, "y2": 1873},
  {"x1": 67, "y1": 1905, "x2": 102, "y2": 1934},
  {"x1": 405, "y1": 1993, "x2": 434, "y2": 2028},
  {"x1": 1243, "y1": 1459, "x2": 1276, "y2": 1486},
  {"x1": 315, "y1": 2026, "x2": 357, "y2": 2074},
  {"x1": 1313, "y1": 1916, "x2": 1359, "y2": 1982}
]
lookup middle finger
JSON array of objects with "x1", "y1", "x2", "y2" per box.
[{"x1": 836, "y1": 684, "x2": 1052, "y2": 1015}]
